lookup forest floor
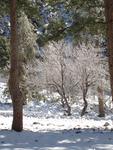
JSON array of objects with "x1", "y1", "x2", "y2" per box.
[{"x1": 0, "y1": 82, "x2": 113, "y2": 149}]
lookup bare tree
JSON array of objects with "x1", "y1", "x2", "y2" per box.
[
  {"x1": 74, "y1": 43, "x2": 101, "y2": 116},
  {"x1": 26, "y1": 40, "x2": 106, "y2": 117},
  {"x1": 44, "y1": 41, "x2": 78, "y2": 115},
  {"x1": 44, "y1": 41, "x2": 103, "y2": 116}
]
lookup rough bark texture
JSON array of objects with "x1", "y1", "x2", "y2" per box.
[
  {"x1": 97, "y1": 85, "x2": 105, "y2": 117},
  {"x1": 104, "y1": 0, "x2": 113, "y2": 102},
  {"x1": 9, "y1": 0, "x2": 23, "y2": 131}
]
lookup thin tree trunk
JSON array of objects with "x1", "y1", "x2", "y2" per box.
[
  {"x1": 9, "y1": 0, "x2": 23, "y2": 131},
  {"x1": 97, "y1": 85, "x2": 105, "y2": 117},
  {"x1": 61, "y1": 64, "x2": 71, "y2": 116},
  {"x1": 104, "y1": 0, "x2": 113, "y2": 102},
  {"x1": 81, "y1": 89, "x2": 88, "y2": 116},
  {"x1": 81, "y1": 97, "x2": 88, "y2": 116},
  {"x1": 63, "y1": 96, "x2": 71, "y2": 116}
]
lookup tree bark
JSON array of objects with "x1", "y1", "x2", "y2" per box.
[
  {"x1": 61, "y1": 64, "x2": 71, "y2": 116},
  {"x1": 104, "y1": 0, "x2": 113, "y2": 102},
  {"x1": 81, "y1": 89, "x2": 88, "y2": 116},
  {"x1": 63, "y1": 96, "x2": 71, "y2": 116},
  {"x1": 97, "y1": 85, "x2": 105, "y2": 117},
  {"x1": 9, "y1": 0, "x2": 23, "y2": 131}
]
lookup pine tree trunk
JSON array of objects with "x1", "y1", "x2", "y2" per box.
[
  {"x1": 9, "y1": 0, "x2": 23, "y2": 131},
  {"x1": 97, "y1": 85, "x2": 105, "y2": 117},
  {"x1": 104, "y1": 0, "x2": 113, "y2": 102}
]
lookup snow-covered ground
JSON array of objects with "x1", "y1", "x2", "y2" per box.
[{"x1": 0, "y1": 82, "x2": 113, "y2": 149}]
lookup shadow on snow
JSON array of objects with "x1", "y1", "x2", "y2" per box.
[{"x1": 0, "y1": 129, "x2": 113, "y2": 150}]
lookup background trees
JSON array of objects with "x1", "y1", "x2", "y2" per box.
[
  {"x1": 0, "y1": 0, "x2": 112, "y2": 131},
  {"x1": 0, "y1": 37, "x2": 9, "y2": 70},
  {"x1": 26, "y1": 41, "x2": 103, "y2": 116}
]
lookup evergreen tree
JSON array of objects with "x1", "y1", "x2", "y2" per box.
[
  {"x1": 17, "y1": 11, "x2": 37, "y2": 105},
  {"x1": 0, "y1": 36, "x2": 9, "y2": 70},
  {"x1": 9, "y1": 2, "x2": 37, "y2": 131}
]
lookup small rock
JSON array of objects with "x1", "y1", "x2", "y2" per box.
[
  {"x1": 33, "y1": 122, "x2": 38, "y2": 125},
  {"x1": 103, "y1": 122, "x2": 110, "y2": 127},
  {"x1": 76, "y1": 127, "x2": 81, "y2": 130}
]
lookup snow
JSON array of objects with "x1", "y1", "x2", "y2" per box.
[
  {"x1": 0, "y1": 129, "x2": 113, "y2": 150},
  {"x1": 0, "y1": 82, "x2": 113, "y2": 149}
]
